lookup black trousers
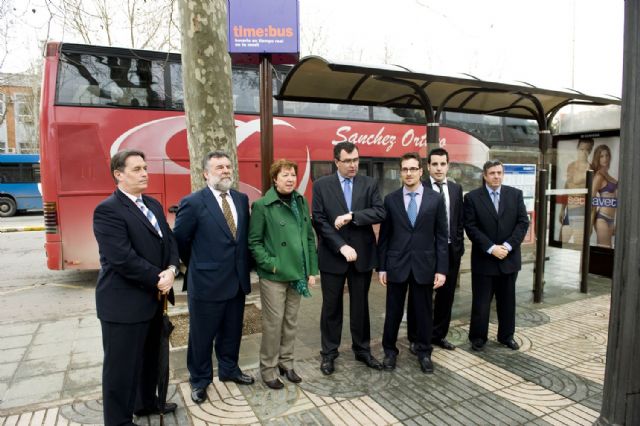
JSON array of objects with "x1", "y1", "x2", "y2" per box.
[
  {"x1": 383, "y1": 272, "x2": 433, "y2": 358},
  {"x1": 468, "y1": 272, "x2": 518, "y2": 343},
  {"x1": 187, "y1": 289, "x2": 245, "y2": 389},
  {"x1": 408, "y1": 246, "x2": 461, "y2": 343},
  {"x1": 100, "y1": 305, "x2": 162, "y2": 426},
  {"x1": 320, "y1": 266, "x2": 372, "y2": 358}
]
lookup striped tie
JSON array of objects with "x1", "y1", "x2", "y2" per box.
[
  {"x1": 220, "y1": 193, "x2": 237, "y2": 239},
  {"x1": 135, "y1": 198, "x2": 162, "y2": 237}
]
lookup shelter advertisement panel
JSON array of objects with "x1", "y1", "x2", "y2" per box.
[{"x1": 551, "y1": 131, "x2": 620, "y2": 250}]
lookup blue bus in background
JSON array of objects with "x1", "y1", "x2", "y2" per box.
[{"x1": 0, "y1": 154, "x2": 43, "y2": 217}]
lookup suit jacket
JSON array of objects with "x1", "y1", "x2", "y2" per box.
[
  {"x1": 173, "y1": 187, "x2": 251, "y2": 302},
  {"x1": 378, "y1": 185, "x2": 449, "y2": 284},
  {"x1": 312, "y1": 173, "x2": 386, "y2": 274},
  {"x1": 429, "y1": 179, "x2": 465, "y2": 261},
  {"x1": 463, "y1": 184, "x2": 529, "y2": 276},
  {"x1": 93, "y1": 190, "x2": 179, "y2": 323}
]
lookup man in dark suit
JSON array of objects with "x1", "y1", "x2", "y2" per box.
[
  {"x1": 173, "y1": 151, "x2": 254, "y2": 405},
  {"x1": 93, "y1": 149, "x2": 179, "y2": 426},
  {"x1": 312, "y1": 141, "x2": 386, "y2": 375},
  {"x1": 378, "y1": 152, "x2": 448, "y2": 373},
  {"x1": 464, "y1": 160, "x2": 529, "y2": 351},
  {"x1": 407, "y1": 148, "x2": 464, "y2": 352}
]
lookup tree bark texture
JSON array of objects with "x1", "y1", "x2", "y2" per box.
[
  {"x1": 598, "y1": 0, "x2": 640, "y2": 424},
  {"x1": 178, "y1": 0, "x2": 237, "y2": 191}
]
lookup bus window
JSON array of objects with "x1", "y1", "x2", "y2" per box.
[
  {"x1": 372, "y1": 106, "x2": 426, "y2": 124},
  {"x1": 311, "y1": 161, "x2": 334, "y2": 180},
  {"x1": 0, "y1": 155, "x2": 42, "y2": 217},
  {"x1": 232, "y1": 67, "x2": 259, "y2": 113}
]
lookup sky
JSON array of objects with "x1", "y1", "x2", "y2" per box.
[{"x1": 1, "y1": 0, "x2": 624, "y2": 97}]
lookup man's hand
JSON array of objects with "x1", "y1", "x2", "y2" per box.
[
  {"x1": 334, "y1": 213, "x2": 353, "y2": 230},
  {"x1": 434, "y1": 273, "x2": 446, "y2": 289},
  {"x1": 491, "y1": 245, "x2": 509, "y2": 260},
  {"x1": 308, "y1": 275, "x2": 317, "y2": 288},
  {"x1": 339, "y1": 245, "x2": 357, "y2": 262},
  {"x1": 157, "y1": 269, "x2": 175, "y2": 294},
  {"x1": 378, "y1": 271, "x2": 387, "y2": 287}
]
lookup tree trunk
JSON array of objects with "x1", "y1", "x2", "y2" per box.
[{"x1": 178, "y1": 0, "x2": 237, "y2": 191}]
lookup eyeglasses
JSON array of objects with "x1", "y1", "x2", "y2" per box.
[
  {"x1": 401, "y1": 167, "x2": 421, "y2": 174},
  {"x1": 338, "y1": 158, "x2": 359, "y2": 165}
]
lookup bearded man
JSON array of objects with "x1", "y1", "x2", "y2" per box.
[{"x1": 174, "y1": 151, "x2": 254, "y2": 405}]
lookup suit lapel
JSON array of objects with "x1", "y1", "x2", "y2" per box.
[
  {"x1": 331, "y1": 174, "x2": 349, "y2": 212},
  {"x1": 479, "y1": 187, "x2": 499, "y2": 219},
  {"x1": 391, "y1": 189, "x2": 411, "y2": 229},
  {"x1": 415, "y1": 184, "x2": 430, "y2": 227},
  {"x1": 117, "y1": 190, "x2": 161, "y2": 238},
  {"x1": 497, "y1": 186, "x2": 507, "y2": 217},
  {"x1": 230, "y1": 190, "x2": 243, "y2": 239},
  {"x1": 201, "y1": 188, "x2": 234, "y2": 240}
]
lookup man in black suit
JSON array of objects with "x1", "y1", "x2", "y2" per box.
[
  {"x1": 312, "y1": 141, "x2": 386, "y2": 375},
  {"x1": 464, "y1": 160, "x2": 529, "y2": 351},
  {"x1": 378, "y1": 152, "x2": 448, "y2": 373},
  {"x1": 407, "y1": 148, "x2": 464, "y2": 352},
  {"x1": 93, "y1": 149, "x2": 179, "y2": 426},
  {"x1": 173, "y1": 151, "x2": 254, "y2": 405}
]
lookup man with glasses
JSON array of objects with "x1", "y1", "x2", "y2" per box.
[
  {"x1": 312, "y1": 141, "x2": 386, "y2": 375},
  {"x1": 464, "y1": 160, "x2": 529, "y2": 351},
  {"x1": 378, "y1": 152, "x2": 448, "y2": 373},
  {"x1": 407, "y1": 148, "x2": 464, "y2": 353}
]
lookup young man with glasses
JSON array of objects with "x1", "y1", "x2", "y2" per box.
[
  {"x1": 407, "y1": 147, "x2": 465, "y2": 353},
  {"x1": 377, "y1": 152, "x2": 448, "y2": 373},
  {"x1": 312, "y1": 141, "x2": 386, "y2": 375},
  {"x1": 463, "y1": 160, "x2": 529, "y2": 351}
]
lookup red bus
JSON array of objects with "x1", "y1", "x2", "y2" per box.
[{"x1": 40, "y1": 42, "x2": 533, "y2": 270}]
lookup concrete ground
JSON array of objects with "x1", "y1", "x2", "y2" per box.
[{"x1": 0, "y1": 246, "x2": 611, "y2": 425}]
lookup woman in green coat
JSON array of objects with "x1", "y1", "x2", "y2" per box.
[{"x1": 248, "y1": 159, "x2": 318, "y2": 389}]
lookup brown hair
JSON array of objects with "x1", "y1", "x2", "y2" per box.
[
  {"x1": 110, "y1": 149, "x2": 145, "y2": 184},
  {"x1": 270, "y1": 159, "x2": 298, "y2": 182}
]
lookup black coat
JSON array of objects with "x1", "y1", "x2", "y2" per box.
[
  {"x1": 312, "y1": 174, "x2": 386, "y2": 273},
  {"x1": 463, "y1": 185, "x2": 529, "y2": 276},
  {"x1": 93, "y1": 190, "x2": 179, "y2": 323},
  {"x1": 378, "y1": 185, "x2": 449, "y2": 284}
]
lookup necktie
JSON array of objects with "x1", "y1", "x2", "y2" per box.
[
  {"x1": 435, "y1": 181, "x2": 450, "y2": 239},
  {"x1": 407, "y1": 192, "x2": 417, "y2": 227},
  {"x1": 434, "y1": 181, "x2": 443, "y2": 193},
  {"x1": 220, "y1": 193, "x2": 237, "y2": 239},
  {"x1": 135, "y1": 197, "x2": 162, "y2": 237},
  {"x1": 492, "y1": 191, "x2": 500, "y2": 212},
  {"x1": 343, "y1": 178, "x2": 352, "y2": 211}
]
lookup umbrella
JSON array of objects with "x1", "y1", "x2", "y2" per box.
[{"x1": 157, "y1": 293, "x2": 174, "y2": 426}]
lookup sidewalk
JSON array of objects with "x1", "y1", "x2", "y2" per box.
[{"x1": 0, "y1": 247, "x2": 611, "y2": 425}]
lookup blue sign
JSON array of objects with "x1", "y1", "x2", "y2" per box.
[{"x1": 228, "y1": 0, "x2": 299, "y2": 64}]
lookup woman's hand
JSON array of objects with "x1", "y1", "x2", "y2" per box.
[{"x1": 308, "y1": 275, "x2": 317, "y2": 288}]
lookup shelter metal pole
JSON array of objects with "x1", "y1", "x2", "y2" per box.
[
  {"x1": 427, "y1": 122, "x2": 440, "y2": 155},
  {"x1": 579, "y1": 169, "x2": 594, "y2": 293},
  {"x1": 533, "y1": 168, "x2": 548, "y2": 303},
  {"x1": 259, "y1": 54, "x2": 274, "y2": 194}
]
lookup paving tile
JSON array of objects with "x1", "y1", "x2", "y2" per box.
[
  {"x1": 24, "y1": 341, "x2": 73, "y2": 361},
  {"x1": 0, "y1": 362, "x2": 18, "y2": 381},
  {"x1": 0, "y1": 323, "x2": 38, "y2": 338},
  {"x1": 69, "y1": 350, "x2": 103, "y2": 369},
  {"x1": 65, "y1": 365, "x2": 102, "y2": 389},
  {"x1": 14, "y1": 355, "x2": 71, "y2": 379},
  {"x1": 0, "y1": 335, "x2": 32, "y2": 351},
  {"x1": 3, "y1": 372, "x2": 64, "y2": 400},
  {"x1": 0, "y1": 347, "x2": 27, "y2": 364}
]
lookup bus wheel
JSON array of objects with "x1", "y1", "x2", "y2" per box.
[{"x1": 0, "y1": 197, "x2": 17, "y2": 217}]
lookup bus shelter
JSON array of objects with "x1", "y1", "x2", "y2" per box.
[{"x1": 276, "y1": 56, "x2": 621, "y2": 301}]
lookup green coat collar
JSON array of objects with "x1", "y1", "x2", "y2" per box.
[{"x1": 262, "y1": 186, "x2": 304, "y2": 206}]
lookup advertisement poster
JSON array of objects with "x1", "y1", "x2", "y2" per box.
[{"x1": 553, "y1": 135, "x2": 619, "y2": 249}]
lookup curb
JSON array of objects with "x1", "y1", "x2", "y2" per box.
[{"x1": 0, "y1": 226, "x2": 45, "y2": 233}]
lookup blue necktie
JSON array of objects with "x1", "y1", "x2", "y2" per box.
[
  {"x1": 343, "y1": 178, "x2": 352, "y2": 210},
  {"x1": 407, "y1": 192, "x2": 417, "y2": 227},
  {"x1": 135, "y1": 197, "x2": 163, "y2": 237},
  {"x1": 492, "y1": 191, "x2": 500, "y2": 212}
]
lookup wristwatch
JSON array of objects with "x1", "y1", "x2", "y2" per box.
[{"x1": 168, "y1": 265, "x2": 179, "y2": 277}]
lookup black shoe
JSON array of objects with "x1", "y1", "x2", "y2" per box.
[
  {"x1": 320, "y1": 357, "x2": 335, "y2": 375},
  {"x1": 419, "y1": 357, "x2": 434, "y2": 373},
  {"x1": 382, "y1": 355, "x2": 396, "y2": 371},
  {"x1": 433, "y1": 338, "x2": 456, "y2": 350},
  {"x1": 134, "y1": 402, "x2": 177, "y2": 416},
  {"x1": 278, "y1": 365, "x2": 302, "y2": 383},
  {"x1": 355, "y1": 353, "x2": 383, "y2": 370},
  {"x1": 190, "y1": 387, "x2": 207, "y2": 404},
  {"x1": 219, "y1": 372, "x2": 255, "y2": 385},
  {"x1": 408, "y1": 342, "x2": 417, "y2": 355},
  {"x1": 263, "y1": 378, "x2": 284, "y2": 389},
  {"x1": 471, "y1": 339, "x2": 485, "y2": 351},
  {"x1": 499, "y1": 338, "x2": 520, "y2": 350}
]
